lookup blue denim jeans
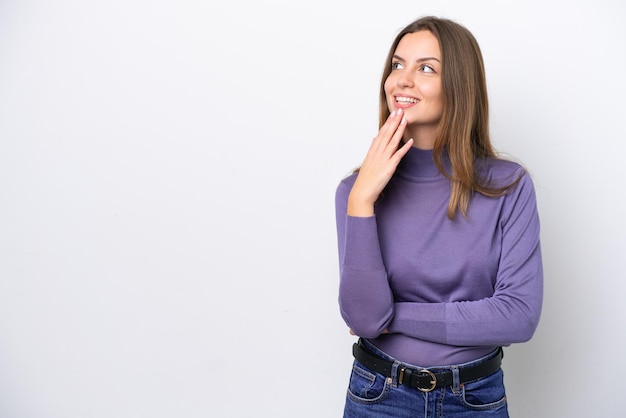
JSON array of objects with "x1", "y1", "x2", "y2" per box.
[{"x1": 343, "y1": 340, "x2": 509, "y2": 417}]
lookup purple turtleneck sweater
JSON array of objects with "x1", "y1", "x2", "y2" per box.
[{"x1": 335, "y1": 147, "x2": 543, "y2": 367}]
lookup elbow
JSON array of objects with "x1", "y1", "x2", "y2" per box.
[
  {"x1": 516, "y1": 320, "x2": 537, "y2": 343},
  {"x1": 498, "y1": 292, "x2": 542, "y2": 343},
  {"x1": 350, "y1": 325, "x2": 388, "y2": 340},
  {"x1": 511, "y1": 311, "x2": 541, "y2": 343},
  {"x1": 338, "y1": 281, "x2": 394, "y2": 338},
  {"x1": 340, "y1": 307, "x2": 393, "y2": 339}
]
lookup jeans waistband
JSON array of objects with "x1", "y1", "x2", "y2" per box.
[
  {"x1": 359, "y1": 338, "x2": 502, "y2": 372},
  {"x1": 355, "y1": 338, "x2": 503, "y2": 392}
]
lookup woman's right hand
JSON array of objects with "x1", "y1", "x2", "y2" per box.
[{"x1": 347, "y1": 108, "x2": 413, "y2": 217}]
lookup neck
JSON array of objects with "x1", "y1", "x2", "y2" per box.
[
  {"x1": 403, "y1": 124, "x2": 437, "y2": 149},
  {"x1": 396, "y1": 147, "x2": 443, "y2": 178}
]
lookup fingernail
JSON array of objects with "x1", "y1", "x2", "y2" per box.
[
  {"x1": 390, "y1": 110, "x2": 396, "y2": 117},
  {"x1": 397, "y1": 108, "x2": 403, "y2": 116}
]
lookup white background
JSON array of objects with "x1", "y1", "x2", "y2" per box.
[{"x1": 1, "y1": 0, "x2": 625, "y2": 416}]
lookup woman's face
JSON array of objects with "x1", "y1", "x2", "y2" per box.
[{"x1": 384, "y1": 30, "x2": 443, "y2": 139}]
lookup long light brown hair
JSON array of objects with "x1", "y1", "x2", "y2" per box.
[{"x1": 379, "y1": 16, "x2": 522, "y2": 219}]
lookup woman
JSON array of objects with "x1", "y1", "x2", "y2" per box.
[{"x1": 334, "y1": 16, "x2": 543, "y2": 417}]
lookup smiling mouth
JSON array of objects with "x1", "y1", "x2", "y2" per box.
[{"x1": 395, "y1": 96, "x2": 419, "y2": 104}]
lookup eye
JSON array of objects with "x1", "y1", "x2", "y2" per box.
[
  {"x1": 420, "y1": 64, "x2": 436, "y2": 73},
  {"x1": 391, "y1": 61, "x2": 404, "y2": 71}
]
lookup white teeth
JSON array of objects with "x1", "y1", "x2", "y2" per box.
[{"x1": 396, "y1": 96, "x2": 418, "y2": 104}]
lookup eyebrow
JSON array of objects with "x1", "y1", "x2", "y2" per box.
[{"x1": 392, "y1": 54, "x2": 441, "y2": 63}]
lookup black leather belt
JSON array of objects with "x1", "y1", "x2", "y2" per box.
[{"x1": 353, "y1": 340, "x2": 502, "y2": 392}]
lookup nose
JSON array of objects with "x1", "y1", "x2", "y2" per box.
[{"x1": 397, "y1": 71, "x2": 414, "y2": 88}]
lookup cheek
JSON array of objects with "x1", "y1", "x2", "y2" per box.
[
  {"x1": 424, "y1": 81, "x2": 443, "y2": 102},
  {"x1": 383, "y1": 77, "x2": 395, "y2": 109},
  {"x1": 383, "y1": 75, "x2": 395, "y2": 96},
  {"x1": 384, "y1": 77, "x2": 395, "y2": 105}
]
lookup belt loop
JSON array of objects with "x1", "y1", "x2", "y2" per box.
[
  {"x1": 451, "y1": 365, "x2": 461, "y2": 394},
  {"x1": 390, "y1": 361, "x2": 401, "y2": 388}
]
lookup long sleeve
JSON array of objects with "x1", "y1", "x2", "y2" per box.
[
  {"x1": 335, "y1": 175, "x2": 395, "y2": 338},
  {"x1": 387, "y1": 172, "x2": 543, "y2": 346},
  {"x1": 333, "y1": 147, "x2": 543, "y2": 366}
]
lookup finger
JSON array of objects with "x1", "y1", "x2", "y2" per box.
[
  {"x1": 372, "y1": 109, "x2": 405, "y2": 150},
  {"x1": 384, "y1": 115, "x2": 407, "y2": 153},
  {"x1": 391, "y1": 137, "x2": 414, "y2": 163},
  {"x1": 361, "y1": 118, "x2": 407, "y2": 172}
]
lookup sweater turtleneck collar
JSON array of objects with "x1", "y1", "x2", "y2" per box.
[{"x1": 396, "y1": 146, "x2": 445, "y2": 179}]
